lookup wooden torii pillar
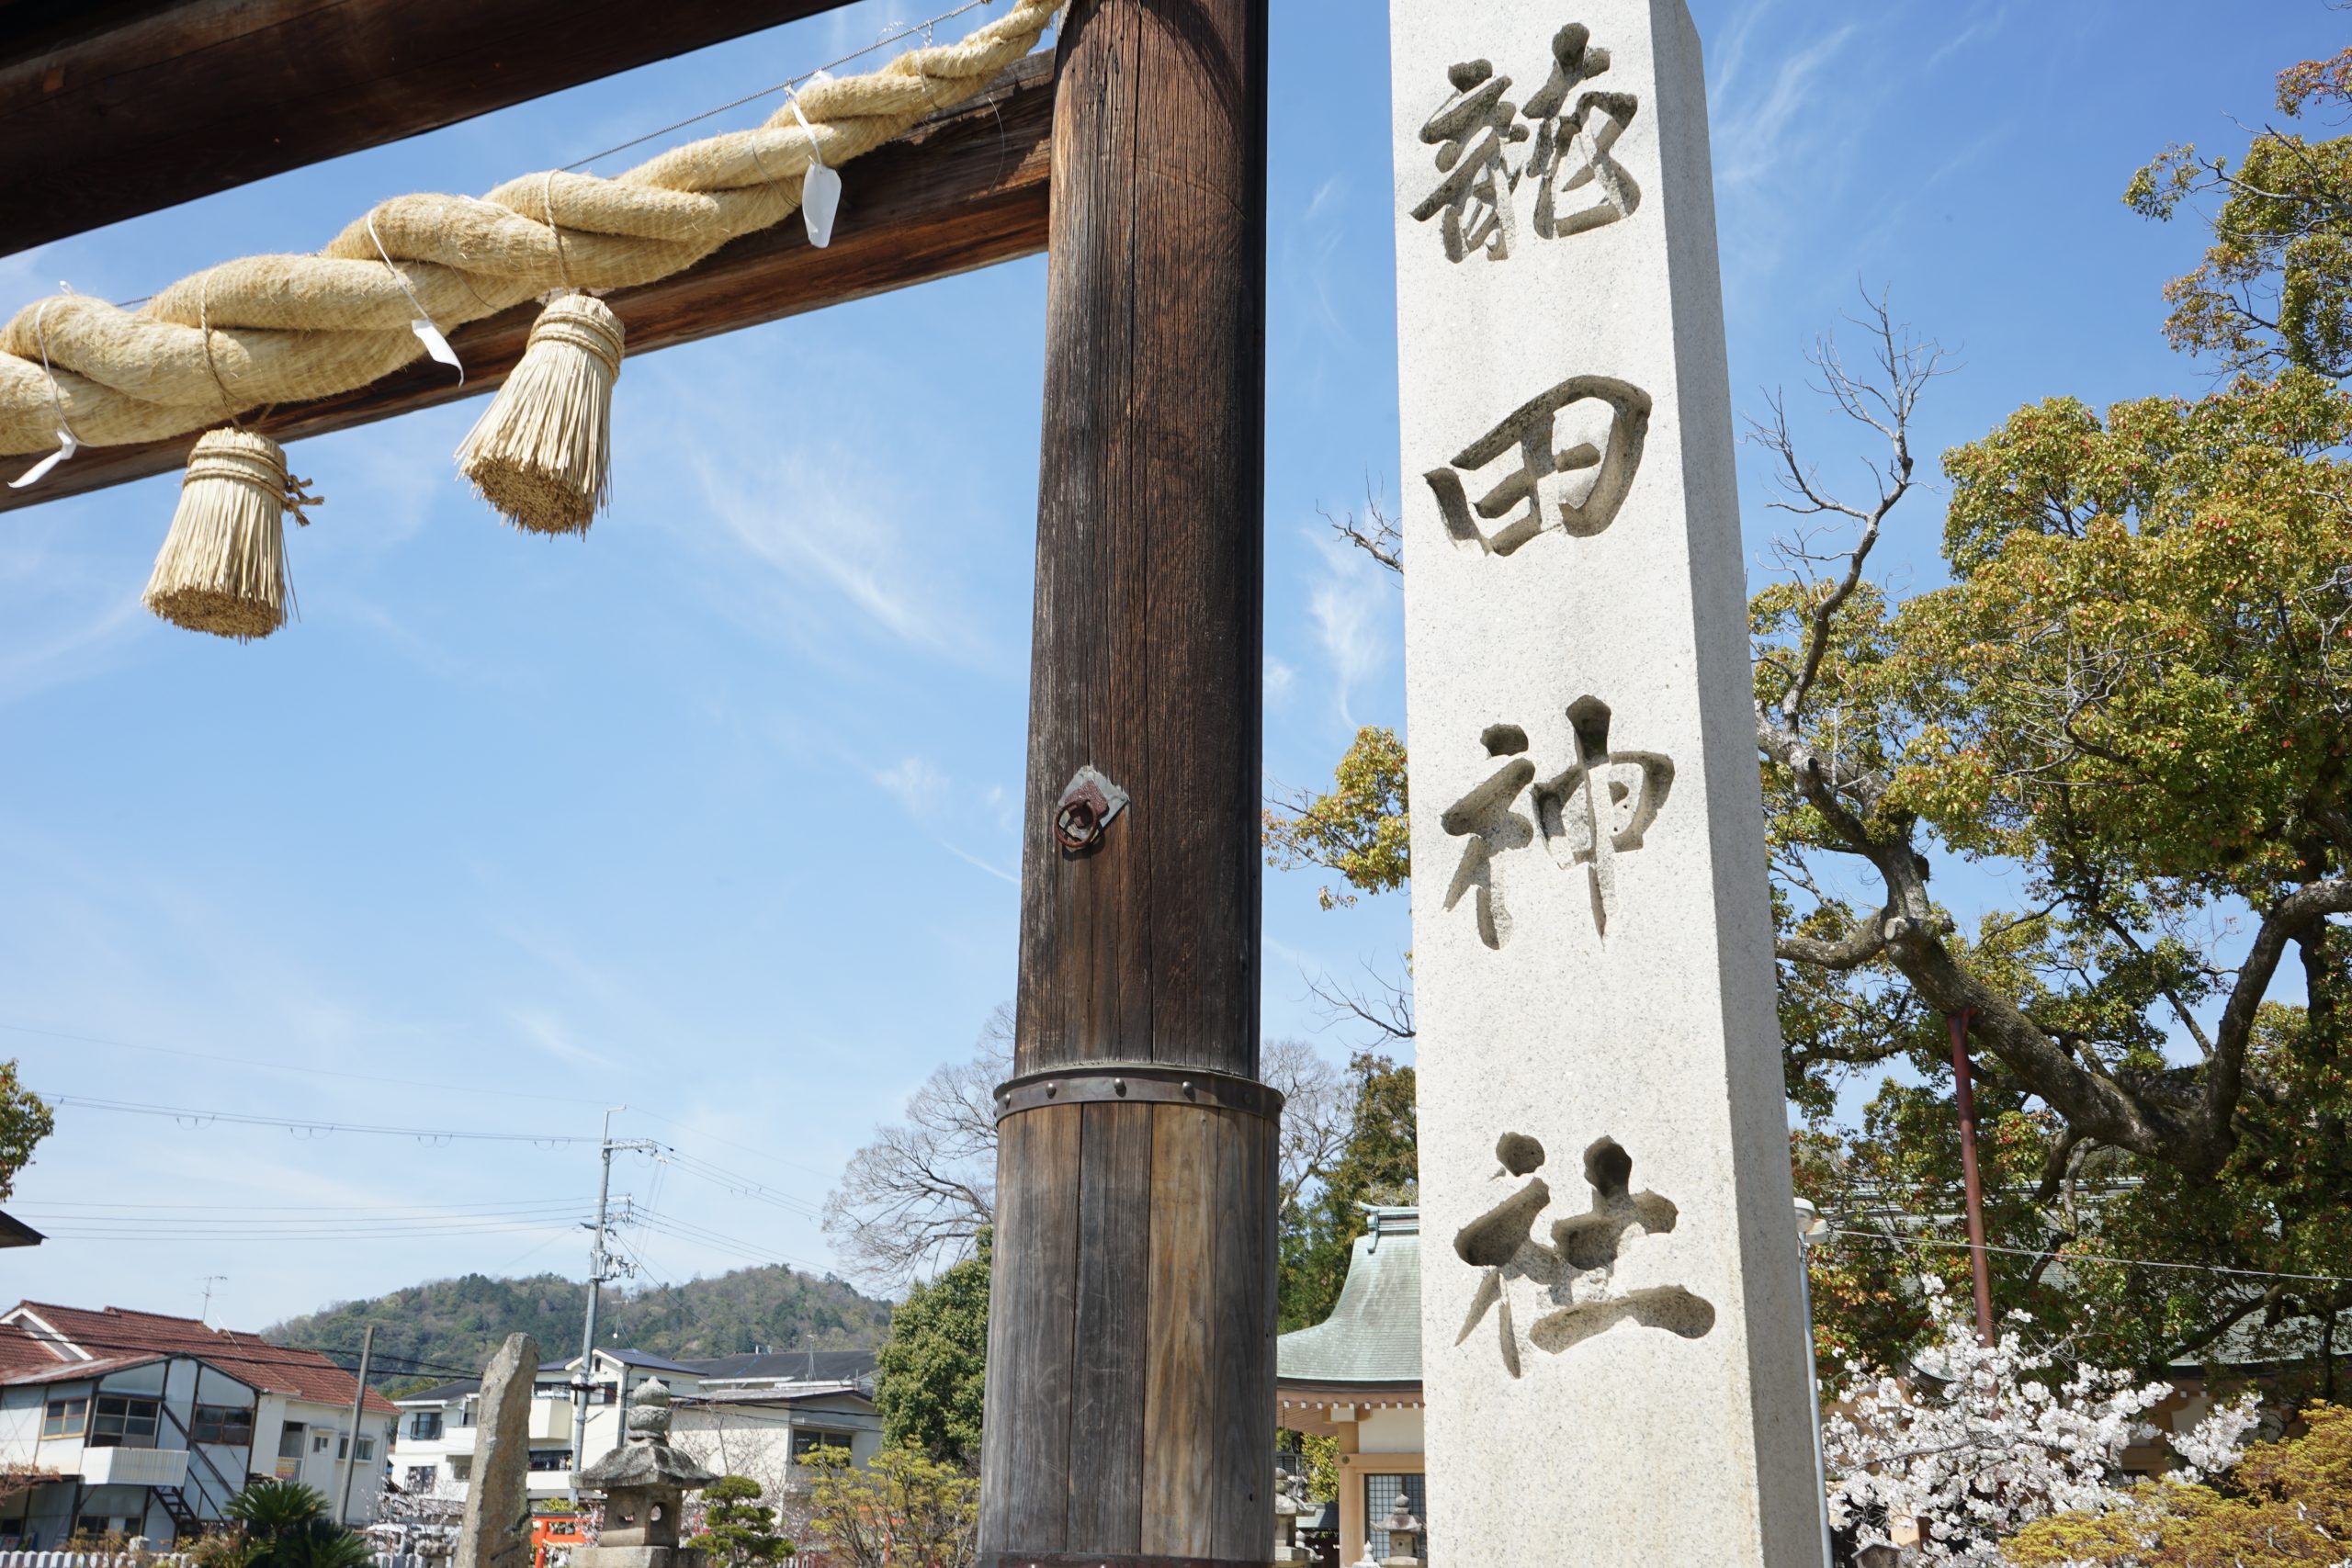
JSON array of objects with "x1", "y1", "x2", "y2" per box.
[{"x1": 980, "y1": 2, "x2": 1273, "y2": 1565}]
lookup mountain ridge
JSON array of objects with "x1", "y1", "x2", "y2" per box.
[{"x1": 266, "y1": 1265, "x2": 891, "y2": 1393}]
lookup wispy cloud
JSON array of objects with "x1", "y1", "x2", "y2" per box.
[
  {"x1": 1306, "y1": 532, "x2": 1392, "y2": 728},
  {"x1": 0, "y1": 592, "x2": 143, "y2": 706},
  {"x1": 1924, "y1": 5, "x2": 2011, "y2": 73},
  {"x1": 507, "y1": 1006, "x2": 620, "y2": 1070},
  {"x1": 876, "y1": 755, "x2": 950, "y2": 818},
  {"x1": 1265, "y1": 653, "x2": 1297, "y2": 706},
  {"x1": 937, "y1": 840, "x2": 1018, "y2": 886},
  {"x1": 1711, "y1": 22, "x2": 1860, "y2": 194}
]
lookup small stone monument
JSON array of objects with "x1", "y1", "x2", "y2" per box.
[
  {"x1": 573, "y1": 1380, "x2": 718, "y2": 1568},
  {"x1": 1271, "y1": 1470, "x2": 1309, "y2": 1566},
  {"x1": 455, "y1": 1334, "x2": 539, "y2": 1568},
  {"x1": 1389, "y1": 0, "x2": 1819, "y2": 1563}
]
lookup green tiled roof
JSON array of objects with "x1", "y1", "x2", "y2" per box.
[{"x1": 1277, "y1": 1207, "x2": 1422, "y2": 1388}]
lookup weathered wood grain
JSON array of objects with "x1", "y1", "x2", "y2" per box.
[
  {"x1": 0, "y1": 0, "x2": 851, "y2": 251},
  {"x1": 1011, "y1": 0, "x2": 1267, "y2": 1080},
  {"x1": 1139, "y1": 1104, "x2": 1216, "y2": 1559},
  {"x1": 1066, "y1": 1100, "x2": 1152, "y2": 1552},
  {"x1": 1211, "y1": 1111, "x2": 1280, "y2": 1561},
  {"x1": 0, "y1": 54, "x2": 1054, "y2": 514},
  {"x1": 978, "y1": 1106, "x2": 1081, "y2": 1554}
]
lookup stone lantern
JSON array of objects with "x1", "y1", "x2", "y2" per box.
[
  {"x1": 1376, "y1": 1493, "x2": 1420, "y2": 1568},
  {"x1": 1272, "y1": 1469, "x2": 1310, "y2": 1565},
  {"x1": 574, "y1": 1381, "x2": 718, "y2": 1568}
]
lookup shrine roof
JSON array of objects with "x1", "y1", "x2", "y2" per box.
[{"x1": 1276, "y1": 1207, "x2": 1422, "y2": 1391}]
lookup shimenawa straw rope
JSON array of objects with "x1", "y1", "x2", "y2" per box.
[{"x1": 0, "y1": 0, "x2": 1059, "y2": 457}]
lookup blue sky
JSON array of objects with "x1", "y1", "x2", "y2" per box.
[{"x1": 0, "y1": 0, "x2": 2339, "y2": 1329}]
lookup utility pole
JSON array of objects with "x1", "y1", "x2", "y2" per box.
[
  {"x1": 336, "y1": 1325, "x2": 375, "y2": 1525},
  {"x1": 1948, "y1": 1010, "x2": 1997, "y2": 1346},
  {"x1": 574, "y1": 1108, "x2": 658, "y2": 1493}
]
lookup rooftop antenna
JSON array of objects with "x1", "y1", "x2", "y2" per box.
[{"x1": 198, "y1": 1276, "x2": 227, "y2": 1325}]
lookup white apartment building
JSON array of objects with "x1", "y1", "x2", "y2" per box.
[
  {"x1": 0, "y1": 1301, "x2": 398, "y2": 1548},
  {"x1": 388, "y1": 1348, "x2": 879, "y2": 1505}
]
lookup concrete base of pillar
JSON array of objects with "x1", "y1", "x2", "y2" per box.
[{"x1": 572, "y1": 1547, "x2": 706, "y2": 1568}]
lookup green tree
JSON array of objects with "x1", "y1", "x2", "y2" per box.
[
  {"x1": 800, "y1": 1445, "x2": 977, "y2": 1568},
  {"x1": 2006, "y1": 1403, "x2": 2352, "y2": 1565},
  {"x1": 206, "y1": 1479, "x2": 372, "y2": 1568},
  {"x1": 0, "y1": 1058, "x2": 54, "y2": 1203},
  {"x1": 1269, "y1": 46, "x2": 2352, "y2": 1380},
  {"x1": 1277, "y1": 1053, "x2": 1419, "y2": 1333},
  {"x1": 875, "y1": 1233, "x2": 989, "y2": 1468},
  {"x1": 695, "y1": 1474, "x2": 790, "y2": 1568},
  {"x1": 268, "y1": 1265, "x2": 891, "y2": 1396},
  {"x1": 2127, "y1": 46, "x2": 2352, "y2": 381}
]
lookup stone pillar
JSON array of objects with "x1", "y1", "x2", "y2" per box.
[
  {"x1": 1387, "y1": 4, "x2": 1818, "y2": 1565},
  {"x1": 455, "y1": 1334, "x2": 539, "y2": 1568}
]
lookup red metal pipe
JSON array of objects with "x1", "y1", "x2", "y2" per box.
[{"x1": 1948, "y1": 1010, "x2": 1996, "y2": 1346}]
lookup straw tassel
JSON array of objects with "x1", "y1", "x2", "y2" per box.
[
  {"x1": 143, "y1": 428, "x2": 318, "y2": 641},
  {"x1": 457, "y1": 293, "x2": 625, "y2": 536}
]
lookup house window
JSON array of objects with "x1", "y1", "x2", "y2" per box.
[
  {"x1": 89, "y1": 1395, "x2": 161, "y2": 1448},
  {"x1": 455, "y1": 1399, "x2": 478, "y2": 1429},
  {"x1": 1363, "y1": 1473, "x2": 1427, "y2": 1565},
  {"x1": 312, "y1": 1433, "x2": 333, "y2": 1455},
  {"x1": 40, "y1": 1396, "x2": 88, "y2": 1438},
  {"x1": 405, "y1": 1466, "x2": 437, "y2": 1491},
  {"x1": 356, "y1": 1437, "x2": 376, "y2": 1462},
  {"x1": 526, "y1": 1450, "x2": 572, "y2": 1472},
  {"x1": 411, "y1": 1412, "x2": 444, "y2": 1441},
  {"x1": 448, "y1": 1457, "x2": 472, "y2": 1482},
  {"x1": 790, "y1": 1430, "x2": 854, "y2": 1462},
  {"x1": 194, "y1": 1404, "x2": 255, "y2": 1446},
  {"x1": 279, "y1": 1424, "x2": 308, "y2": 1461}
]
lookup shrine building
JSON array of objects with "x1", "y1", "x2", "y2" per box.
[{"x1": 1276, "y1": 1206, "x2": 1426, "y2": 1567}]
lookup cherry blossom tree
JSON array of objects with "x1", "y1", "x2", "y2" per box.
[{"x1": 1821, "y1": 1281, "x2": 2261, "y2": 1563}]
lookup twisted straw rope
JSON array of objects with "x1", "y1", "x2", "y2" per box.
[{"x1": 0, "y1": 0, "x2": 1059, "y2": 458}]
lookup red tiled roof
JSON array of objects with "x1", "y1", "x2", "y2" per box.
[{"x1": 0, "y1": 1303, "x2": 397, "y2": 1414}]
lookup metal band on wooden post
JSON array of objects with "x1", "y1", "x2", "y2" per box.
[
  {"x1": 997, "y1": 1554, "x2": 1280, "y2": 1568},
  {"x1": 993, "y1": 1065, "x2": 1284, "y2": 1124}
]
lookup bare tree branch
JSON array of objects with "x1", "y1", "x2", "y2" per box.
[
  {"x1": 1304, "y1": 957, "x2": 1417, "y2": 1043},
  {"x1": 1747, "y1": 291, "x2": 1954, "y2": 727},
  {"x1": 1322, "y1": 481, "x2": 1404, "y2": 575},
  {"x1": 820, "y1": 1007, "x2": 1010, "y2": 1292}
]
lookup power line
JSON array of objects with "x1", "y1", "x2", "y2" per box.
[
  {"x1": 31, "y1": 1222, "x2": 586, "y2": 1242},
  {"x1": 659, "y1": 1150, "x2": 825, "y2": 1220},
  {"x1": 632, "y1": 1110, "x2": 833, "y2": 1183},
  {"x1": 558, "y1": 0, "x2": 1011, "y2": 172},
  {"x1": 631, "y1": 1212, "x2": 831, "y2": 1275},
  {"x1": 37, "y1": 1092, "x2": 598, "y2": 1145},
  {"x1": 1826, "y1": 1225, "x2": 2352, "y2": 1289},
  {"x1": 23, "y1": 1195, "x2": 600, "y2": 1213}
]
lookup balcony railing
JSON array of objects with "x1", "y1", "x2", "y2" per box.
[{"x1": 79, "y1": 1448, "x2": 190, "y2": 1487}]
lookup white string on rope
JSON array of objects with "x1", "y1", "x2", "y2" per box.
[
  {"x1": 367, "y1": 210, "x2": 465, "y2": 384},
  {"x1": 541, "y1": 170, "x2": 574, "y2": 295},
  {"x1": 786, "y1": 73, "x2": 843, "y2": 249},
  {"x1": 9, "y1": 288, "x2": 81, "y2": 489}
]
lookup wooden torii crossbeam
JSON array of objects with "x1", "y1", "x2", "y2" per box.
[
  {"x1": 2, "y1": 4, "x2": 1278, "y2": 1566},
  {"x1": 0, "y1": 0, "x2": 861, "y2": 252}
]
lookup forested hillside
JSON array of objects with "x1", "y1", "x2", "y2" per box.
[{"x1": 267, "y1": 1266, "x2": 891, "y2": 1391}]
